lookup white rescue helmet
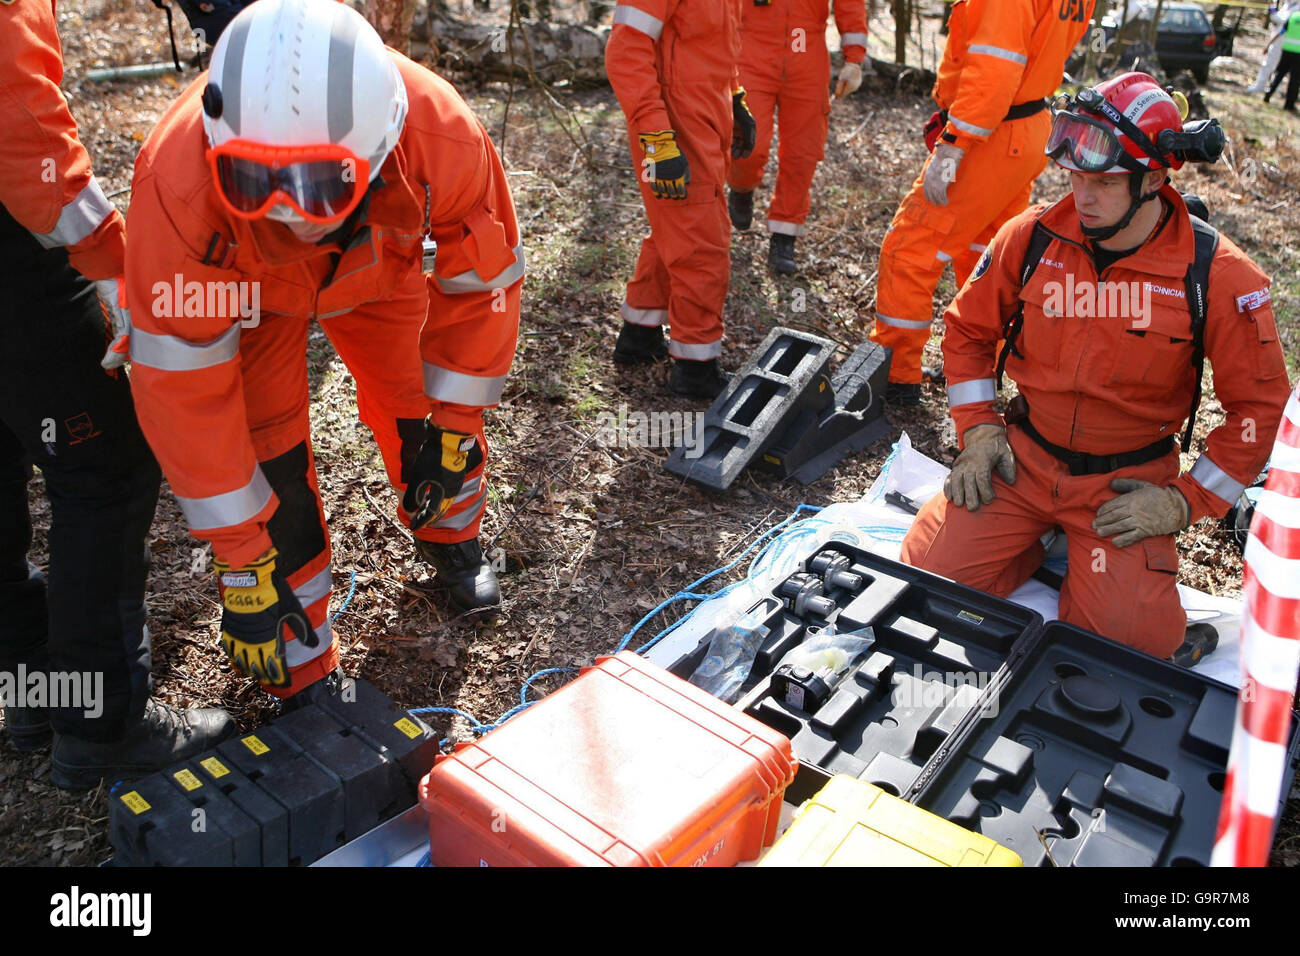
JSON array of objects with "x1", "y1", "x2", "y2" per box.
[{"x1": 201, "y1": 0, "x2": 408, "y2": 222}]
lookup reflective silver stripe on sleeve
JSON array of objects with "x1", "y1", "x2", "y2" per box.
[
  {"x1": 175, "y1": 466, "x2": 273, "y2": 532},
  {"x1": 423, "y1": 365, "x2": 509, "y2": 406},
  {"x1": 294, "y1": 567, "x2": 333, "y2": 610},
  {"x1": 453, "y1": 477, "x2": 482, "y2": 502},
  {"x1": 620, "y1": 303, "x2": 668, "y2": 326},
  {"x1": 947, "y1": 113, "x2": 995, "y2": 137},
  {"x1": 432, "y1": 488, "x2": 488, "y2": 531},
  {"x1": 434, "y1": 243, "x2": 526, "y2": 295},
  {"x1": 612, "y1": 4, "x2": 664, "y2": 40},
  {"x1": 936, "y1": 250, "x2": 953, "y2": 263},
  {"x1": 875, "y1": 311, "x2": 932, "y2": 330},
  {"x1": 286, "y1": 622, "x2": 333, "y2": 666},
  {"x1": 130, "y1": 324, "x2": 241, "y2": 372},
  {"x1": 947, "y1": 378, "x2": 996, "y2": 407},
  {"x1": 767, "y1": 219, "x2": 804, "y2": 237},
  {"x1": 669, "y1": 339, "x2": 723, "y2": 361},
  {"x1": 840, "y1": 32, "x2": 869, "y2": 48},
  {"x1": 969, "y1": 242, "x2": 988, "y2": 253},
  {"x1": 32, "y1": 178, "x2": 114, "y2": 249},
  {"x1": 1189, "y1": 454, "x2": 1247, "y2": 503},
  {"x1": 968, "y1": 44, "x2": 1028, "y2": 65}
]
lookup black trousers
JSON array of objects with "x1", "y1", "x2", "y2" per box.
[
  {"x1": 0, "y1": 205, "x2": 160, "y2": 740},
  {"x1": 1268, "y1": 49, "x2": 1300, "y2": 110}
]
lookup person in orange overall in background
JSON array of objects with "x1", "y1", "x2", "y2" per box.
[
  {"x1": 871, "y1": 0, "x2": 1094, "y2": 405},
  {"x1": 124, "y1": 0, "x2": 523, "y2": 701},
  {"x1": 606, "y1": 0, "x2": 757, "y2": 399},
  {"x1": 726, "y1": 0, "x2": 869, "y2": 275},
  {"x1": 900, "y1": 73, "x2": 1290, "y2": 659}
]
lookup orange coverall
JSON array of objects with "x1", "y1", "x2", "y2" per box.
[
  {"x1": 606, "y1": 0, "x2": 741, "y2": 361},
  {"x1": 871, "y1": 0, "x2": 1094, "y2": 385},
  {"x1": 125, "y1": 56, "x2": 523, "y2": 695},
  {"x1": 728, "y1": 0, "x2": 868, "y2": 236},
  {"x1": 901, "y1": 187, "x2": 1291, "y2": 657}
]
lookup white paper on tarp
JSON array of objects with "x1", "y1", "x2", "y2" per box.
[{"x1": 666, "y1": 432, "x2": 1244, "y2": 686}]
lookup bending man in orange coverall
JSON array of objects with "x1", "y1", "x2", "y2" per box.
[
  {"x1": 900, "y1": 74, "x2": 1290, "y2": 659},
  {"x1": 871, "y1": 0, "x2": 1094, "y2": 404},
  {"x1": 727, "y1": 0, "x2": 869, "y2": 275},
  {"x1": 124, "y1": 0, "x2": 523, "y2": 699},
  {"x1": 606, "y1": 0, "x2": 756, "y2": 399}
]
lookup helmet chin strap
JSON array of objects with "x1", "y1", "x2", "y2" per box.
[{"x1": 1080, "y1": 171, "x2": 1162, "y2": 242}]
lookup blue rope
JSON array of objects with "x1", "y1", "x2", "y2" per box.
[
  {"x1": 415, "y1": 849, "x2": 431, "y2": 868},
  {"x1": 328, "y1": 569, "x2": 358, "y2": 624},
  {"x1": 521, "y1": 667, "x2": 580, "y2": 705}
]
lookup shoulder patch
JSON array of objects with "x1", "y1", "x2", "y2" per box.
[
  {"x1": 1236, "y1": 288, "x2": 1271, "y2": 313},
  {"x1": 972, "y1": 247, "x2": 992, "y2": 280}
]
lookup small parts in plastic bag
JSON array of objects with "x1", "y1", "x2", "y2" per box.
[
  {"x1": 769, "y1": 628, "x2": 875, "y2": 712},
  {"x1": 688, "y1": 600, "x2": 776, "y2": 704}
]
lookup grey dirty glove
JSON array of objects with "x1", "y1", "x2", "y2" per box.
[
  {"x1": 923, "y1": 142, "x2": 963, "y2": 206},
  {"x1": 945, "y1": 423, "x2": 1016, "y2": 511},
  {"x1": 1092, "y1": 478, "x2": 1190, "y2": 548},
  {"x1": 95, "y1": 277, "x2": 132, "y2": 370}
]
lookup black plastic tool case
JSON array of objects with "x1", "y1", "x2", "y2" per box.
[
  {"x1": 910, "y1": 621, "x2": 1300, "y2": 866},
  {"x1": 651, "y1": 544, "x2": 1299, "y2": 866},
  {"x1": 657, "y1": 542, "x2": 1043, "y2": 798}
]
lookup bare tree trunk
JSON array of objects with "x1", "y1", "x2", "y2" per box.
[
  {"x1": 892, "y1": 0, "x2": 910, "y2": 64},
  {"x1": 356, "y1": 0, "x2": 419, "y2": 54},
  {"x1": 1147, "y1": 0, "x2": 1166, "y2": 47}
]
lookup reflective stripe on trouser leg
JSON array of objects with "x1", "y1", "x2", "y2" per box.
[
  {"x1": 767, "y1": 92, "x2": 829, "y2": 230},
  {"x1": 408, "y1": 427, "x2": 491, "y2": 544},
  {"x1": 727, "y1": 86, "x2": 777, "y2": 194},
  {"x1": 625, "y1": 235, "x2": 672, "y2": 327}
]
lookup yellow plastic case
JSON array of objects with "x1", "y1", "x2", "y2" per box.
[{"x1": 760, "y1": 774, "x2": 1022, "y2": 867}]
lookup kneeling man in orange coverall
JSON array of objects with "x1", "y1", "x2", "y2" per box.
[
  {"x1": 901, "y1": 74, "x2": 1290, "y2": 659},
  {"x1": 124, "y1": 0, "x2": 523, "y2": 700}
]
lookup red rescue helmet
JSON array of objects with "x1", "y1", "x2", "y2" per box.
[{"x1": 1047, "y1": 72, "x2": 1190, "y2": 174}]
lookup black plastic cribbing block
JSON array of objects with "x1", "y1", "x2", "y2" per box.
[
  {"x1": 216, "y1": 727, "x2": 345, "y2": 866},
  {"x1": 272, "y1": 705, "x2": 401, "y2": 841},
  {"x1": 764, "y1": 340, "x2": 894, "y2": 486},
  {"x1": 308, "y1": 678, "x2": 439, "y2": 789},
  {"x1": 664, "y1": 328, "x2": 837, "y2": 490},
  {"x1": 109, "y1": 773, "x2": 241, "y2": 866},
  {"x1": 192, "y1": 749, "x2": 290, "y2": 866}
]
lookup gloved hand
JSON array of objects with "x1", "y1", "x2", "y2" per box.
[
  {"x1": 639, "y1": 130, "x2": 690, "y2": 200},
  {"x1": 1092, "y1": 478, "x2": 1190, "y2": 548},
  {"x1": 835, "y1": 62, "x2": 863, "y2": 99},
  {"x1": 923, "y1": 142, "x2": 964, "y2": 206},
  {"x1": 945, "y1": 424, "x2": 1017, "y2": 511},
  {"x1": 402, "y1": 418, "x2": 479, "y2": 531},
  {"x1": 214, "y1": 548, "x2": 312, "y2": 687},
  {"x1": 731, "y1": 90, "x2": 757, "y2": 158},
  {"x1": 923, "y1": 110, "x2": 945, "y2": 151},
  {"x1": 94, "y1": 277, "x2": 132, "y2": 370}
]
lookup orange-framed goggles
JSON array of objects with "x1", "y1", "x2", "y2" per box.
[{"x1": 207, "y1": 140, "x2": 371, "y2": 224}]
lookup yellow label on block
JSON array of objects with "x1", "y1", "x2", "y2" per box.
[
  {"x1": 200, "y1": 757, "x2": 230, "y2": 779},
  {"x1": 394, "y1": 717, "x2": 422, "y2": 739},
  {"x1": 763, "y1": 454, "x2": 782, "y2": 465},
  {"x1": 241, "y1": 735, "x2": 270, "y2": 756},
  {"x1": 120, "y1": 791, "x2": 151, "y2": 815},
  {"x1": 173, "y1": 769, "x2": 203, "y2": 791}
]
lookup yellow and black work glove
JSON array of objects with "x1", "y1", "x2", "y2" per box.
[
  {"x1": 732, "y1": 90, "x2": 757, "y2": 158},
  {"x1": 402, "y1": 418, "x2": 480, "y2": 531},
  {"x1": 214, "y1": 548, "x2": 312, "y2": 688},
  {"x1": 945, "y1": 424, "x2": 1017, "y2": 511},
  {"x1": 639, "y1": 130, "x2": 690, "y2": 200},
  {"x1": 1092, "y1": 479, "x2": 1190, "y2": 548}
]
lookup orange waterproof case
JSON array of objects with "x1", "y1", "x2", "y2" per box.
[{"x1": 419, "y1": 651, "x2": 796, "y2": 866}]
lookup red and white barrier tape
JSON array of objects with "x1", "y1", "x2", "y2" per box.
[{"x1": 1212, "y1": 384, "x2": 1300, "y2": 867}]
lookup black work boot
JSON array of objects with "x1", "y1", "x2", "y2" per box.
[
  {"x1": 669, "y1": 358, "x2": 729, "y2": 400},
  {"x1": 728, "y1": 188, "x2": 754, "y2": 230},
  {"x1": 3, "y1": 700, "x2": 51, "y2": 753},
  {"x1": 50, "y1": 698, "x2": 238, "y2": 791},
  {"x1": 885, "y1": 382, "x2": 922, "y2": 406},
  {"x1": 415, "y1": 537, "x2": 501, "y2": 615},
  {"x1": 612, "y1": 321, "x2": 668, "y2": 365},
  {"x1": 768, "y1": 233, "x2": 797, "y2": 275}
]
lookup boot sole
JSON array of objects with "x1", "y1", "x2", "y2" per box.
[{"x1": 612, "y1": 348, "x2": 667, "y2": 366}]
